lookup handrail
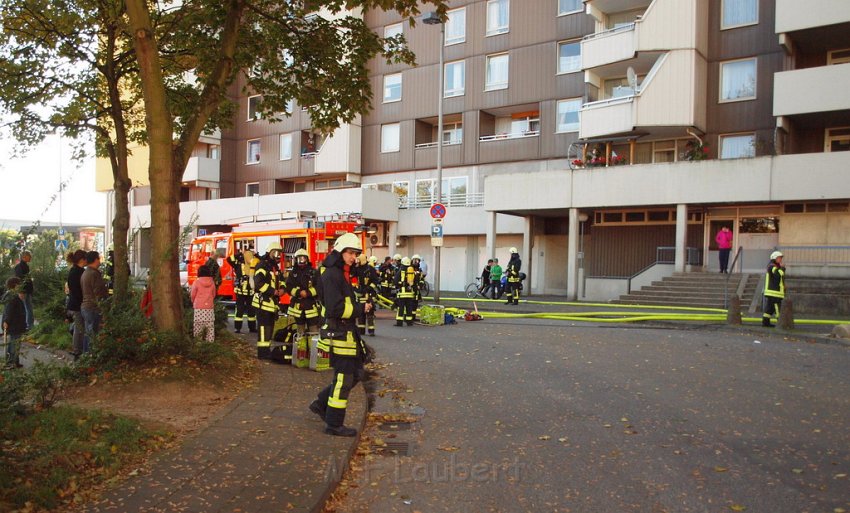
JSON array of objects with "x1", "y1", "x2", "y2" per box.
[
  {"x1": 581, "y1": 22, "x2": 635, "y2": 42},
  {"x1": 724, "y1": 245, "x2": 744, "y2": 309},
  {"x1": 414, "y1": 140, "x2": 463, "y2": 149},
  {"x1": 479, "y1": 130, "x2": 539, "y2": 142}
]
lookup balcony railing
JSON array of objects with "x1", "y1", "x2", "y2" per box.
[
  {"x1": 775, "y1": 246, "x2": 850, "y2": 266},
  {"x1": 414, "y1": 140, "x2": 463, "y2": 149},
  {"x1": 479, "y1": 130, "x2": 539, "y2": 142},
  {"x1": 398, "y1": 192, "x2": 485, "y2": 209},
  {"x1": 582, "y1": 22, "x2": 635, "y2": 42}
]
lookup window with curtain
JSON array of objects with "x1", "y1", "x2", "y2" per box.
[
  {"x1": 559, "y1": 0, "x2": 582, "y2": 15},
  {"x1": 381, "y1": 123, "x2": 400, "y2": 153},
  {"x1": 558, "y1": 41, "x2": 581, "y2": 74},
  {"x1": 383, "y1": 73, "x2": 402, "y2": 102},
  {"x1": 719, "y1": 134, "x2": 755, "y2": 159},
  {"x1": 556, "y1": 99, "x2": 581, "y2": 132},
  {"x1": 248, "y1": 96, "x2": 261, "y2": 120},
  {"x1": 445, "y1": 61, "x2": 465, "y2": 97},
  {"x1": 279, "y1": 134, "x2": 292, "y2": 160},
  {"x1": 486, "y1": 0, "x2": 510, "y2": 35},
  {"x1": 720, "y1": 58, "x2": 756, "y2": 101},
  {"x1": 445, "y1": 8, "x2": 466, "y2": 45},
  {"x1": 485, "y1": 53, "x2": 509, "y2": 90},
  {"x1": 247, "y1": 139, "x2": 261, "y2": 164},
  {"x1": 721, "y1": 0, "x2": 758, "y2": 29},
  {"x1": 246, "y1": 183, "x2": 259, "y2": 196}
]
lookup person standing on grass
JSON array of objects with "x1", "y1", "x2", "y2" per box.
[
  {"x1": 191, "y1": 265, "x2": 216, "y2": 342},
  {"x1": 80, "y1": 251, "x2": 108, "y2": 353},
  {"x1": 13, "y1": 250, "x2": 34, "y2": 330},
  {"x1": 2, "y1": 277, "x2": 26, "y2": 369},
  {"x1": 66, "y1": 250, "x2": 88, "y2": 358}
]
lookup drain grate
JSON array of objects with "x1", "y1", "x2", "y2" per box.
[
  {"x1": 374, "y1": 441, "x2": 414, "y2": 456},
  {"x1": 378, "y1": 421, "x2": 414, "y2": 432}
]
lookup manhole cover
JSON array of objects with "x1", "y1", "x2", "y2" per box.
[
  {"x1": 378, "y1": 421, "x2": 414, "y2": 432},
  {"x1": 374, "y1": 441, "x2": 414, "y2": 456}
]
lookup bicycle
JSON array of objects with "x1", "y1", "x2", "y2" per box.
[
  {"x1": 419, "y1": 280, "x2": 431, "y2": 297},
  {"x1": 465, "y1": 277, "x2": 488, "y2": 299}
]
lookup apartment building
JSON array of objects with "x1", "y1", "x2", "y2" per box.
[{"x1": 105, "y1": 0, "x2": 850, "y2": 298}]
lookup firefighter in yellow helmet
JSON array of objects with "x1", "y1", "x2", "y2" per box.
[
  {"x1": 285, "y1": 248, "x2": 320, "y2": 338},
  {"x1": 505, "y1": 247, "x2": 522, "y2": 305},
  {"x1": 227, "y1": 248, "x2": 257, "y2": 333},
  {"x1": 309, "y1": 233, "x2": 371, "y2": 437},
  {"x1": 354, "y1": 253, "x2": 380, "y2": 336},
  {"x1": 762, "y1": 251, "x2": 786, "y2": 327},
  {"x1": 252, "y1": 242, "x2": 283, "y2": 359},
  {"x1": 394, "y1": 256, "x2": 419, "y2": 326}
]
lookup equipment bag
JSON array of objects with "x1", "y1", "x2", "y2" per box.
[
  {"x1": 270, "y1": 322, "x2": 296, "y2": 365},
  {"x1": 291, "y1": 332, "x2": 310, "y2": 369},
  {"x1": 309, "y1": 335, "x2": 331, "y2": 372}
]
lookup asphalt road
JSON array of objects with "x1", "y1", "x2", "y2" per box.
[{"x1": 337, "y1": 316, "x2": 850, "y2": 513}]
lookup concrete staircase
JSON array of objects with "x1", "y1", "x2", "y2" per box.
[{"x1": 612, "y1": 272, "x2": 760, "y2": 309}]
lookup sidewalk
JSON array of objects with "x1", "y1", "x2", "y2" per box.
[{"x1": 87, "y1": 338, "x2": 367, "y2": 513}]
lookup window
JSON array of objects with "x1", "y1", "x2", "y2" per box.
[
  {"x1": 246, "y1": 183, "x2": 259, "y2": 196},
  {"x1": 443, "y1": 123, "x2": 463, "y2": 145},
  {"x1": 486, "y1": 0, "x2": 509, "y2": 35},
  {"x1": 557, "y1": 41, "x2": 581, "y2": 74},
  {"x1": 381, "y1": 123, "x2": 400, "y2": 153},
  {"x1": 556, "y1": 99, "x2": 581, "y2": 133},
  {"x1": 485, "y1": 53, "x2": 509, "y2": 90},
  {"x1": 720, "y1": 58, "x2": 756, "y2": 102},
  {"x1": 511, "y1": 115, "x2": 539, "y2": 135},
  {"x1": 383, "y1": 73, "x2": 402, "y2": 103},
  {"x1": 415, "y1": 179, "x2": 436, "y2": 205},
  {"x1": 559, "y1": 0, "x2": 582, "y2": 15},
  {"x1": 721, "y1": 0, "x2": 758, "y2": 29},
  {"x1": 247, "y1": 139, "x2": 261, "y2": 164},
  {"x1": 442, "y1": 176, "x2": 468, "y2": 205},
  {"x1": 384, "y1": 23, "x2": 402, "y2": 39},
  {"x1": 207, "y1": 144, "x2": 220, "y2": 159},
  {"x1": 279, "y1": 133, "x2": 292, "y2": 160},
  {"x1": 445, "y1": 60, "x2": 465, "y2": 97},
  {"x1": 719, "y1": 133, "x2": 755, "y2": 159},
  {"x1": 828, "y1": 48, "x2": 850, "y2": 65},
  {"x1": 445, "y1": 8, "x2": 466, "y2": 45},
  {"x1": 825, "y1": 127, "x2": 850, "y2": 152},
  {"x1": 248, "y1": 95, "x2": 261, "y2": 120}
]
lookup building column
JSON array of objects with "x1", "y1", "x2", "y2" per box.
[
  {"x1": 522, "y1": 215, "x2": 533, "y2": 294},
  {"x1": 675, "y1": 203, "x2": 688, "y2": 273},
  {"x1": 387, "y1": 221, "x2": 398, "y2": 256},
  {"x1": 485, "y1": 211, "x2": 497, "y2": 260},
  {"x1": 566, "y1": 208, "x2": 579, "y2": 301}
]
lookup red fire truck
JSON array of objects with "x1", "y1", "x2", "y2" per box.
[{"x1": 186, "y1": 213, "x2": 367, "y2": 300}]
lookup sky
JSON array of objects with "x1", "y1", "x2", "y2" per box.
[{"x1": 0, "y1": 134, "x2": 105, "y2": 228}]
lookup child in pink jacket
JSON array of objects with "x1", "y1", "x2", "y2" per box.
[{"x1": 191, "y1": 266, "x2": 217, "y2": 342}]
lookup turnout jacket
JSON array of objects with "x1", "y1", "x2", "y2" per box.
[
  {"x1": 318, "y1": 251, "x2": 366, "y2": 359},
  {"x1": 252, "y1": 256, "x2": 280, "y2": 312},
  {"x1": 506, "y1": 255, "x2": 522, "y2": 282},
  {"x1": 354, "y1": 264, "x2": 380, "y2": 302},
  {"x1": 285, "y1": 264, "x2": 319, "y2": 314},
  {"x1": 764, "y1": 261, "x2": 786, "y2": 299}
]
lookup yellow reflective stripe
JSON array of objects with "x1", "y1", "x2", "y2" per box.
[
  {"x1": 332, "y1": 347, "x2": 358, "y2": 356},
  {"x1": 317, "y1": 339, "x2": 330, "y2": 352},
  {"x1": 328, "y1": 374, "x2": 348, "y2": 408},
  {"x1": 288, "y1": 306, "x2": 303, "y2": 316},
  {"x1": 332, "y1": 339, "x2": 358, "y2": 349},
  {"x1": 257, "y1": 342, "x2": 271, "y2": 347},
  {"x1": 308, "y1": 286, "x2": 317, "y2": 296},
  {"x1": 289, "y1": 287, "x2": 299, "y2": 296},
  {"x1": 342, "y1": 297, "x2": 354, "y2": 319}
]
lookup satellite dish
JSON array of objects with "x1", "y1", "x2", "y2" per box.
[{"x1": 626, "y1": 67, "x2": 638, "y2": 90}]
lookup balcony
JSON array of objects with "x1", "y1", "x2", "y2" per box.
[
  {"x1": 774, "y1": 63, "x2": 850, "y2": 117},
  {"x1": 182, "y1": 156, "x2": 220, "y2": 185},
  {"x1": 401, "y1": 192, "x2": 484, "y2": 210},
  {"x1": 413, "y1": 141, "x2": 464, "y2": 170},
  {"x1": 580, "y1": 49, "x2": 707, "y2": 139},
  {"x1": 582, "y1": 23, "x2": 637, "y2": 70},
  {"x1": 775, "y1": 0, "x2": 850, "y2": 34},
  {"x1": 479, "y1": 132, "x2": 541, "y2": 163}
]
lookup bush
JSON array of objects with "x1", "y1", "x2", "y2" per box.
[{"x1": 0, "y1": 362, "x2": 68, "y2": 417}]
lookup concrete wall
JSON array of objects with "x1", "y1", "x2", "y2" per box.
[
  {"x1": 780, "y1": 212, "x2": 850, "y2": 246},
  {"x1": 775, "y1": 0, "x2": 850, "y2": 33},
  {"x1": 397, "y1": 207, "x2": 525, "y2": 237},
  {"x1": 585, "y1": 277, "x2": 629, "y2": 302},
  {"x1": 773, "y1": 64, "x2": 850, "y2": 117}
]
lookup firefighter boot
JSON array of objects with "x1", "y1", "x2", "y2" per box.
[
  {"x1": 325, "y1": 425, "x2": 358, "y2": 437},
  {"x1": 309, "y1": 400, "x2": 326, "y2": 421}
]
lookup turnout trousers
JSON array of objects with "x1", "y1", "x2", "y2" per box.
[
  {"x1": 234, "y1": 294, "x2": 256, "y2": 332},
  {"x1": 256, "y1": 309, "x2": 276, "y2": 359},
  {"x1": 316, "y1": 357, "x2": 364, "y2": 428}
]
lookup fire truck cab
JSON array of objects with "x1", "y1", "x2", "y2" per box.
[{"x1": 185, "y1": 233, "x2": 235, "y2": 299}]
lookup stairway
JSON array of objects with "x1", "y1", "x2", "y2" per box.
[{"x1": 612, "y1": 272, "x2": 760, "y2": 309}]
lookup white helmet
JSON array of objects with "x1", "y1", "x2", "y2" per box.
[
  {"x1": 368, "y1": 255, "x2": 378, "y2": 265},
  {"x1": 770, "y1": 251, "x2": 784, "y2": 261},
  {"x1": 401, "y1": 256, "x2": 411, "y2": 266},
  {"x1": 411, "y1": 254, "x2": 421, "y2": 261},
  {"x1": 265, "y1": 242, "x2": 283, "y2": 253},
  {"x1": 393, "y1": 253, "x2": 402, "y2": 260},
  {"x1": 333, "y1": 233, "x2": 362, "y2": 253},
  {"x1": 509, "y1": 247, "x2": 518, "y2": 254}
]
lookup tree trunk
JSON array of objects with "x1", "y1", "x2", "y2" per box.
[{"x1": 126, "y1": 0, "x2": 184, "y2": 333}]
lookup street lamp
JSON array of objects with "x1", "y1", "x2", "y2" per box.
[
  {"x1": 578, "y1": 213, "x2": 589, "y2": 298},
  {"x1": 423, "y1": 11, "x2": 444, "y2": 303}
]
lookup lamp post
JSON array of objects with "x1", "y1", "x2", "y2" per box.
[
  {"x1": 578, "y1": 213, "x2": 589, "y2": 298},
  {"x1": 423, "y1": 11, "x2": 444, "y2": 303}
]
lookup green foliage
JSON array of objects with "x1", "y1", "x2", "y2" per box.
[
  {"x1": 0, "y1": 405, "x2": 161, "y2": 511},
  {"x1": 0, "y1": 362, "x2": 68, "y2": 416}
]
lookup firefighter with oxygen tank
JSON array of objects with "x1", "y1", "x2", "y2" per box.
[
  {"x1": 354, "y1": 254, "x2": 380, "y2": 336},
  {"x1": 252, "y1": 242, "x2": 283, "y2": 359},
  {"x1": 285, "y1": 248, "x2": 321, "y2": 338},
  {"x1": 228, "y1": 249, "x2": 257, "y2": 334},
  {"x1": 394, "y1": 256, "x2": 419, "y2": 326},
  {"x1": 309, "y1": 233, "x2": 372, "y2": 437}
]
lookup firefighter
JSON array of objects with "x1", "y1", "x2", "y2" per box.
[
  {"x1": 368, "y1": 255, "x2": 379, "y2": 269},
  {"x1": 228, "y1": 250, "x2": 257, "y2": 333},
  {"x1": 285, "y1": 248, "x2": 320, "y2": 338},
  {"x1": 354, "y1": 254, "x2": 380, "y2": 336},
  {"x1": 309, "y1": 233, "x2": 371, "y2": 437},
  {"x1": 394, "y1": 256, "x2": 419, "y2": 326},
  {"x1": 505, "y1": 247, "x2": 522, "y2": 305},
  {"x1": 252, "y1": 242, "x2": 283, "y2": 359},
  {"x1": 411, "y1": 254, "x2": 425, "y2": 301},
  {"x1": 378, "y1": 256, "x2": 395, "y2": 302},
  {"x1": 762, "y1": 251, "x2": 786, "y2": 328}
]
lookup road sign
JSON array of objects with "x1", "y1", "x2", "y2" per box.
[
  {"x1": 55, "y1": 239, "x2": 69, "y2": 251},
  {"x1": 429, "y1": 203, "x2": 447, "y2": 219},
  {"x1": 58, "y1": 228, "x2": 66, "y2": 236},
  {"x1": 430, "y1": 220, "x2": 444, "y2": 247}
]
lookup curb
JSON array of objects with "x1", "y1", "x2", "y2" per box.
[{"x1": 309, "y1": 384, "x2": 369, "y2": 513}]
